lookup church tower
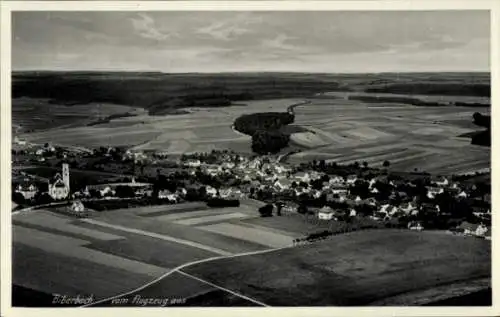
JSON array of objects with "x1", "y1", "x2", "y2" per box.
[{"x1": 62, "y1": 163, "x2": 70, "y2": 194}]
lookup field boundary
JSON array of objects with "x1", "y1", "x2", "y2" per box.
[{"x1": 82, "y1": 242, "x2": 295, "y2": 307}]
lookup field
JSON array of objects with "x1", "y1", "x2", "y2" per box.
[
  {"x1": 12, "y1": 97, "x2": 144, "y2": 134},
  {"x1": 13, "y1": 200, "x2": 491, "y2": 306},
  {"x1": 12, "y1": 201, "x2": 303, "y2": 305},
  {"x1": 286, "y1": 98, "x2": 490, "y2": 175},
  {"x1": 181, "y1": 230, "x2": 490, "y2": 306},
  {"x1": 15, "y1": 98, "x2": 304, "y2": 152}
]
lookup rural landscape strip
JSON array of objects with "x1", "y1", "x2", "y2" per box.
[
  {"x1": 176, "y1": 270, "x2": 269, "y2": 307},
  {"x1": 81, "y1": 218, "x2": 232, "y2": 256},
  {"x1": 82, "y1": 242, "x2": 295, "y2": 307}
]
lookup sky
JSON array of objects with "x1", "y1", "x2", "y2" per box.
[{"x1": 12, "y1": 11, "x2": 490, "y2": 73}]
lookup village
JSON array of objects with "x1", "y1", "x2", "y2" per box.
[{"x1": 12, "y1": 141, "x2": 492, "y2": 241}]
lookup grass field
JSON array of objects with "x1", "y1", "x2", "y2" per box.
[{"x1": 183, "y1": 230, "x2": 491, "y2": 306}]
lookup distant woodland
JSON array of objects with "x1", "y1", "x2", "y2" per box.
[{"x1": 12, "y1": 71, "x2": 490, "y2": 116}]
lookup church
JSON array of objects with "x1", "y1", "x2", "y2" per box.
[{"x1": 48, "y1": 163, "x2": 70, "y2": 200}]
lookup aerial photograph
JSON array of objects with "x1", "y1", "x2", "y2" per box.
[{"x1": 10, "y1": 10, "x2": 491, "y2": 307}]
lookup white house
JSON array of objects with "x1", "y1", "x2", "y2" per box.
[
  {"x1": 370, "y1": 187, "x2": 379, "y2": 194},
  {"x1": 331, "y1": 185, "x2": 348, "y2": 195},
  {"x1": 99, "y1": 186, "x2": 115, "y2": 197},
  {"x1": 222, "y1": 162, "x2": 235, "y2": 170},
  {"x1": 312, "y1": 190, "x2": 323, "y2": 199},
  {"x1": 368, "y1": 178, "x2": 377, "y2": 189},
  {"x1": 329, "y1": 176, "x2": 345, "y2": 185},
  {"x1": 318, "y1": 206, "x2": 335, "y2": 220},
  {"x1": 274, "y1": 179, "x2": 292, "y2": 191},
  {"x1": 349, "y1": 208, "x2": 357, "y2": 217},
  {"x1": 346, "y1": 175, "x2": 358, "y2": 185},
  {"x1": 293, "y1": 172, "x2": 311, "y2": 183},
  {"x1": 408, "y1": 221, "x2": 424, "y2": 231},
  {"x1": 15, "y1": 182, "x2": 38, "y2": 200},
  {"x1": 434, "y1": 176, "x2": 449, "y2": 187},
  {"x1": 158, "y1": 189, "x2": 171, "y2": 199},
  {"x1": 475, "y1": 224, "x2": 489, "y2": 237},
  {"x1": 457, "y1": 191, "x2": 469, "y2": 198},
  {"x1": 71, "y1": 200, "x2": 85, "y2": 212},
  {"x1": 205, "y1": 186, "x2": 218, "y2": 197},
  {"x1": 427, "y1": 187, "x2": 444, "y2": 199}
]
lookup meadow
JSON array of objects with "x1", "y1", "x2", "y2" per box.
[{"x1": 183, "y1": 229, "x2": 490, "y2": 306}]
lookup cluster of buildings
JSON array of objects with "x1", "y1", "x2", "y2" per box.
[{"x1": 12, "y1": 146, "x2": 491, "y2": 237}]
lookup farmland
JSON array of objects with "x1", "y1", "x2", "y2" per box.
[
  {"x1": 12, "y1": 72, "x2": 490, "y2": 175},
  {"x1": 12, "y1": 200, "x2": 491, "y2": 307},
  {"x1": 285, "y1": 98, "x2": 490, "y2": 175},
  {"x1": 182, "y1": 229, "x2": 490, "y2": 306},
  {"x1": 12, "y1": 202, "x2": 299, "y2": 305}
]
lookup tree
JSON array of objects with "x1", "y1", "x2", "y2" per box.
[
  {"x1": 258, "y1": 204, "x2": 274, "y2": 217},
  {"x1": 383, "y1": 160, "x2": 391, "y2": 168},
  {"x1": 115, "y1": 185, "x2": 135, "y2": 198},
  {"x1": 363, "y1": 161, "x2": 368, "y2": 169},
  {"x1": 251, "y1": 130, "x2": 290, "y2": 155},
  {"x1": 297, "y1": 204, "x2": 308, "y2": 214}
]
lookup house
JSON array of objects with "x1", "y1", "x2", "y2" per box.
[
  {"x1": 426, "y1": 186, "x2": 444, "y2": 199},
  {"x1": 408, "y1": 221, "x2": 424, "y2": 231},
  {"x1": 158, "y1": 189, "x2": 172, "y2": 199},
  {"x1": 366, "y1": 197, "x2": 377, "y2": 206},
  {"x1": 368, "y1": 178, "x2": 377, "y2": 189},
  {"x1": 475, "y1": 224, "x2": 489, "y2": 237},
  {"x1": 248, "y1": 159, "x2": 262, "y2": 169},
  {"x1": 354, "y1": 196, "x2": 363, "y2": 204},
  {"x1": 309, "y1": 171, "x2": 322, "y2": 180},
  {"x1": 329, "y1": 176, "x2": 345, "y2": 185},
  {"x1": 349, "y1": 208, "x2": 357, "y2": 217},
  {"x1": 346, "y1": 174, "x2": 358, "y2": 185},
  {"x1": 176, "y1": 188, "x2": 187, "y2": 197},
  {"x1": 185, "y1": 159, "x2": 201, "y2": 167},
  {"x1": 166, "y1": 193, "x2": 179, "y2": 203},
  {"x1": 222, "y1": 162, "x2": 235, "y2": 170},
  {"x1": 274, "y1": 179, "x2": 292, "y2": 191},
  {"x1": 370, "y1": 187, "x2": 379, "y2": 194},
  {"x1": 484, "y1": 230, "x2": 491, "y2": 241},
  {"x1": 205, "y1": 186, "x2": 218, "y2": 197},
  {"x1": 282, "y1": 202, "x2": 299, "y2": 213},
  {"x1": 293, "y1": 172, "x2": 311, "y2": 183},
  {"x1": 15, "y1": 181, "x2": 38, "y2": 200},
  {"x1": 318, "y1": 206, "x2": 335, "y2": 220},
  {"x1": 457, "y1": 221, "x2": 479, "y2": 235},
  {"x1": 312, "y1": 190, "x2": 323, "y2": 199},
  {"x1": 400, "y1": 202, "x2": 416, "y2": 214},
  {"x1": 331, "y1": 185, "x2": 348, "y2": 195},
  {"x1": 99, "y1": 186, "x2": 115, "y2": 197},
  {"x1": 433, "y1": 176, "x2": 449, "y2": 187},
  {"x1": 456, "y1": 191, "x2": 469, "y2": 198},
  {"x1": 70, "y1": 200, "x2": 85, "y2": 212}
]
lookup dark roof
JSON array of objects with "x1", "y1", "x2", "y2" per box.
[{"x1": 458, "y1": 221, "x2": 478, "y2": 231}]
